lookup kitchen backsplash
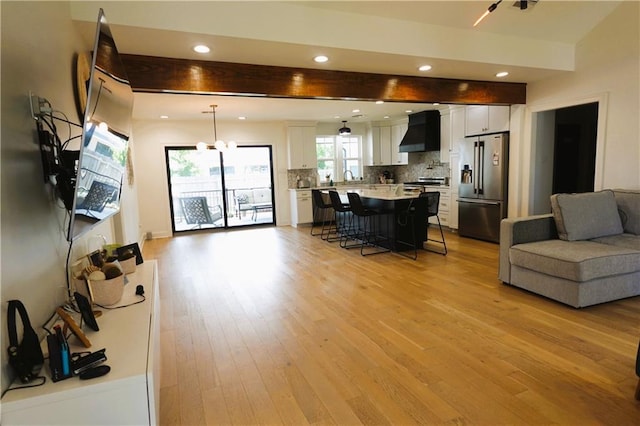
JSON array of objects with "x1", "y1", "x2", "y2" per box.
[{"x1": 287, "y1": 151, "x2": 450, "y2": 188}]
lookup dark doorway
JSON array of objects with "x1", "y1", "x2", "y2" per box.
[{"x1": 552, "y1": 102, "x2": 598, "y2": 194}]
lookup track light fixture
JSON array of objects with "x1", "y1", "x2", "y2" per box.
[
  {"x1": 474, "y1": 0, "x2": 502, "y2": 27},
  {"x1": 474, "y1": 0, "x2": 538, "y2": 26},
  {"x1": 338, "y1": 120, "x2": 351, "y2": 136}
]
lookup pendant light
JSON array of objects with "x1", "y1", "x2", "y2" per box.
[
  {"x1": 338, "y1": 120, "x2": 351, "y2": 136},
  {"x1": 197, "y1": 104, "x2": 237, "y2": 151}
]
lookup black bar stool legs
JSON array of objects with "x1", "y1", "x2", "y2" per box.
[
  {"x1": 394, "y1": 197, "x2": 428, "y2": 260},
  {"x1": 311, "y1": 189, "x2": 338, "y2": 241},
  {"x1": 328, "y1": 190, "x2": 360, "y2": 249},
  {"x1": 347, "y1": 192, "x2": 391, "y2": 256},
  {"x1": 419, "y1": 192, "x2": 448, "y2": 255}
]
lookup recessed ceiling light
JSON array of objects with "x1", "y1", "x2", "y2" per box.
[
  {"x1": 375, "y1": 100, "x2": 384, "y2": 105},
  {"x1": 383, "y1": 115, "x2": 390, "y2": 119},
  {"x1": 352, "y1": 109, "x2": 360, "y2": 113},
  {"x1": 193, "y1": 45, "x2": 210, "y2": 54},
  {"x1": 314, "y1": 55, "x2": 328, "y2": 63},
  {"x1": 238, "y1": 116, "x2": 246, "y2": 120},
  {"x1": 496, "y1": 71, "x2": 509, "y2": 78},
  {"x1": 160, "y1": 115, "x2": 169, "y2": 119},
  {"x1": 418, "y1": 65, "x2": 432, "y2": 72},
  {"x1": 405, "y1": 109, "x2": 413, "y2": 113}
]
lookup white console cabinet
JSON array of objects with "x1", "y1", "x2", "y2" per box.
[{"x1": 1, "y1": 260, "x2": 160, "y2": 425}]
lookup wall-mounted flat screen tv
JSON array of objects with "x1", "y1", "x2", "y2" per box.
[{"x1": 68, "y1": 8, "x2": 133, "y2": 241}]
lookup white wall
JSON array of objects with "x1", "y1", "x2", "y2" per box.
[
  {"x1": 132, "y1": 119, "x2": 289, "y2": 238},
  {"x1": 519, "y1": 1, "x2": 640, "y2": 215},
  {"x1": 0, "y1": 1, "x2": 141, "y2": 391},
  {"x1": 113, "y1": 142, "x2": 143, "y2": 244},
  {"x1": 1, "y1": 2, "x2": 81, "y2": 384}
]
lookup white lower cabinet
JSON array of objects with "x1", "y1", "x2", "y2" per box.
[
  {"x1": 428, "y1": 188, "x2": 450, "y2": 227},
  {"x1": 290, "y1": 189, "x2": 313, "y2": 226}
]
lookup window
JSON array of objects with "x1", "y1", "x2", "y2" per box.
[{"x1": 316, "y1": 135, "x2": 362, "y2": 182}]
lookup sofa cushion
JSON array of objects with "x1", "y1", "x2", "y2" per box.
[
  {"x1": 613, "y1": 189, "x2": 640, "y2": 235},
  {"x1": 550, "y1": 190, "x2": 623, "y2": 241},
  {"x1": 510, "y1": 239, "x2": 640, "y2": 282},
  {"x1": 252, "y1": 189, "x2": 272, "y2": 204},
  {"x1": 590, "y1": 233, "x2": 640, "y2": 251}
]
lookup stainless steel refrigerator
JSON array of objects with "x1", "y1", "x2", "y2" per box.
[{"x1": 457, "y1": 133, "x2": 509, "y2": 243}]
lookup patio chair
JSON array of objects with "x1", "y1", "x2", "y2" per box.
[{"x1": 179, "y1": 196, "x2": 223, "y2": 229}]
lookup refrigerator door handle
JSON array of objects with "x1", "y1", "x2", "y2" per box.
[
  {"x1": 473, "y1": 141, "x2": 479, "y2": 194},
  {"x1": 458, "y1": 198, "x2": 501, "y2": 206},
  {"x1": 478, "y1": 141, "x2": 484, "y2": 195}
]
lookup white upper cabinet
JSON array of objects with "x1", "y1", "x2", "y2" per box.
[
  {"x1": 465, "y1": 105, "x2": 510, "y2": 136},
  {"x1": 391, "y1": 122, "x2": 408, "y2": 165},
  {"x1": 450, "y1": 106, "x2": 466, "y2": 154},
  {"x1": 374, "y1": 127, "x2": 391, "y2": 166},
  {"x1": 287, "y1": 126, "x2": 317, "y2": 169},
  {"x1": 440, "y1": 110, "x2": 451, "y2": 163},
  {"x1": 368, "y1": 120, "x2": 412, "y2": 166},
  {"x1": 366, "y1": 126, "x2": 387, "y2": 166}
]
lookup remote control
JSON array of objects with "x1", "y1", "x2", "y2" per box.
[{"x1": 78, "y1": 365, "x2": 110, "y2": 380}]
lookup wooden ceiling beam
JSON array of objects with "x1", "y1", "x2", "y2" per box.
[{"x1": 120, "y1": 54, "x2": 526, "y2": 105}]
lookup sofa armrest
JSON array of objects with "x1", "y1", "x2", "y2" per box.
[{"x1": 499, "y1": 214, "x2": 558, "y2": 283}]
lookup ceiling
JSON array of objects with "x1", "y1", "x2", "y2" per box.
[{"x1": 70, "y1": 1, "x2": 622, "y2": 123}]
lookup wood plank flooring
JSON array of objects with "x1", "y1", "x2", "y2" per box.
[{"x1": 143, "y1": 226, "x2": 640, "y2": 425}]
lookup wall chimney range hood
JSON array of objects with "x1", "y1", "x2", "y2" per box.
[{"x1": 398, "y1": 110, "x2": 441, "y2": 152}]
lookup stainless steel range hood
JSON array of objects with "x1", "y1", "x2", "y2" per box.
[{"x1": 398, "y1": 110, "x2": 441, "y2": 152}]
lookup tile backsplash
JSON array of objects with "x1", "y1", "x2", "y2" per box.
[{"x1": 287, "y1": 151, "x2": 450, "y2": 188}]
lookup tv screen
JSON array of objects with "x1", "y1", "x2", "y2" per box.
[{"x1": 68, "y1": 9, "x2": 133, "y2": 241}]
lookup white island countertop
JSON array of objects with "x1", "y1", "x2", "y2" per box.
[{"x1": 323, "y1": 186, "x2": 421, "y2": 201}]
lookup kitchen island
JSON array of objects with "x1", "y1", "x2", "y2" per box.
[{"x1": 325, "y1": 187, "x2": 427, "y2": 253}]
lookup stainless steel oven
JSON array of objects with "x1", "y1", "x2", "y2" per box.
[{"x1": 402, "y1": 177, "x2": 448, "y2": 192}]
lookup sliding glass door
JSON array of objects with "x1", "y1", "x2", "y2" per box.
[{"x1": 166, "y1": 146, "x2": 275, "y2": 232}]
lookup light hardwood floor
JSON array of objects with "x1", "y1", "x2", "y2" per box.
[{"x1": 143, "y1": 226, "x2": 640, "y2": 425}]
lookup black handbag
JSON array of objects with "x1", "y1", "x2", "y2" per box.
[{"x1": 7, "y1": 300, "x2": 44, "y2": 383}]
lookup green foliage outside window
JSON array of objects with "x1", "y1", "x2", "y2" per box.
[{"x1": 169, "y1": 150, "x2": 199, "y2": 177}]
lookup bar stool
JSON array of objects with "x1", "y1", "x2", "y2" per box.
[
  {"x1": 328, "y1": 190, "x2": 359, "y2": 248},
  {"x1": 311, "y1": 189, "x2": 337, "y2": 240},
  {"x1": 347, "y1": 192, "x2": 391, "y2": 256},
  {"x1": 395, "y1": 196, "x2": 429, "y2": 260},
  {"x1": 419, "y1": 191, "x2": 448, "y2": 255}
]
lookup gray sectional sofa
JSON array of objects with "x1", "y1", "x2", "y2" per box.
[{"x1": 499, "y1": 189, "x2": 640, "y2": 308}]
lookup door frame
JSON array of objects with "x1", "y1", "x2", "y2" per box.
[
  {"x1": 516, "y1": 92, "x2": 608, "y2": 216},
  {"x1": 164, "y1": 145, "x2": 276, "y2": 233}
]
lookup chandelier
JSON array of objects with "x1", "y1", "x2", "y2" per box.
[{"x1": 197, "y1": 104, "x2": 237, "y2": 151}]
